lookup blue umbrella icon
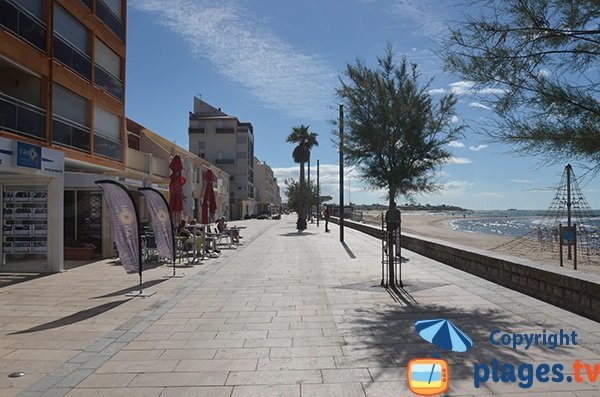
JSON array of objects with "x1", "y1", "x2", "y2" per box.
[
  {"x1": 415, "y1": 319, "x2": 472, "y2": 385},
  {"x1": 415, "y1": 319, "x2": 473, "y2": 352}
]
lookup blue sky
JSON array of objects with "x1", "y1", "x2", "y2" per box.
[{"x1": 125, "y1": 0, "x2": 599, "y2": 210}]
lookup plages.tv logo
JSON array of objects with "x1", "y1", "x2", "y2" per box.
[{"x1": 408, "y1": 319, "x2": 473, "y2": 396}]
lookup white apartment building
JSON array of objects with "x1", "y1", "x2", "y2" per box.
[
  {"x1": 188, "y1": 97, "x2": 255, "y2": 220},
  {"x1": 254, "y1": 157, "x2": 282, "y2": 216}
]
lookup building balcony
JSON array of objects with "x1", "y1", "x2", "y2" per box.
[
  {"x1": 94, "y1": 64, "x2": 123, "y2": 101},
  {"x1": 96, "y1": 0, "x2": 123, "y2": 39},
  {"x1": 0, "y1": 0, "x2": 46, "y2": 52},
  {"x1": 0, "y1": 92, "x2": 46, "y2": 140},
  {"x1": 126, "y1": 147, "x2": 169, "y2": 178}
]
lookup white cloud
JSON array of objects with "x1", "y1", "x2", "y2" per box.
[
  {"x1": 468, "y1": 144, "x2": 488, "y2": 151},
  {"x1": 130, "y1": 0, "x2": 336, "y2": 120},
  {"x1": 450, "y1": 115, "x2": 460, "y2": 124},
  {"x1": 509, "y1": 179, "x2": 534, "y2": 184},
  {"x1": 448, "y1": 141, "x2": 465, "y2": 148},
  {"x1": 448, "y1": 157, "x2": 472, "y2": 164},
  {"x1": 468, "y1": 102, "x2": 491, "y2": 110},
  {"x1": 428, "y1": 88, "x2": 447, "y2": 95},
  {"x1": 538, "y1": 68, "x2": 551, "y2": 78},
  {"x1": 429, "y1": 81, "x2": 505, "y2": 96},
  {"x1": 449, "y1": 81, "x2": 475, "y2": 95},
  {"x1": 387, "y1": 0, "x2": 447, "y2": 36},
  {"x1": 479, "y1": 192, "x2": 504, "y2": 198},
  {"x1": 421, "y1": 180, "x2": 473, "y2": 199}
]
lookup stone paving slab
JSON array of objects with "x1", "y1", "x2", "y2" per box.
[{"x1": 1, "y1": 215, "x2": 600, "y2": 396}]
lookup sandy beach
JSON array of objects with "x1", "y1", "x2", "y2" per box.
[
  {"x1": 361, "y1": 210, "x2": 600, "y2": 274},
  {"x1": 362, "y1": 211, "x2": 512, "y2": 249}
]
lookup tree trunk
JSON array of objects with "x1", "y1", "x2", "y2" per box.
[
  {"x1": 297, "y1": 162, "x2": 307, "y2": 230},
  {"x1": 307, "y1": 153, "x2": 311, "y2": 222},
  {"x1": 388, "y1": 195, "x2": 395, "y2": 287}
]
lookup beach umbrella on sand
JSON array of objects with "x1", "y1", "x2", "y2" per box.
[
  {"x1": 415, "y1": 319, "x2": 472, "y2": 353},
  {"x1": 201, "y1": 169, "x2": 217, "y2": 225},
  {"x1": 169, "y1": 155, "x2": 186, "y2": 226}
]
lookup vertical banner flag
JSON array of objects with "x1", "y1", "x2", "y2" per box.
[
  {"x1": 96, "y1": 180, "x2": 141, "y2": 274},
  {"x1": 139, "y1": 187, "x2": 175, "y2": 263}
]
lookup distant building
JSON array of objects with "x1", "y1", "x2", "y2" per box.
[
  {"x1": 188, "y1": 97, "x2": 255, "y2": 219},
  {"x1": 254, "y1": 157, "x2": 281, "y2": 215}
]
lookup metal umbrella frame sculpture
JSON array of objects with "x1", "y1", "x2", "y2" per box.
[{"x1": 415, "y1": 319, "x2": 473, "y2": 384}]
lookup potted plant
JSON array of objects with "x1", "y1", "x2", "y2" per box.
[{"x1": 64, "y1": 239, "x2": 96, "y2": 260}]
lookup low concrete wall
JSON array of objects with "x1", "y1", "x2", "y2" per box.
[{"x1": 332, "y1": 217, "x2": 600, "y2": 322}]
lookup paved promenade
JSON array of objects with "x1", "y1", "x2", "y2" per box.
[{"x1": 1, "y1": 215, "x2": 600, "y2": 396}]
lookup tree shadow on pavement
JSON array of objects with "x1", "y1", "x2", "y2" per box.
[
  {"x1": 8, "y1": 299, "x2": 131, "y2": 334},
  {"x1": 279, "y1": 231, "x2": 317, "y2": 236},
  {"x1": 345, "y1": 299, "x2": 581, "y2": 392}
]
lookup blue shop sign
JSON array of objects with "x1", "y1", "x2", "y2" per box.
[{"x1": 15, "y1": 142, "x2": 42, "y2": 170}]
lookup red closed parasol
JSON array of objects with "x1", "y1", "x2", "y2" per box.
[
  {"x1": 201, "y1": 169, "x2": 217, "y2": 224},
  {"x1": 169, "y1": 155, "x2": 186, "y2": 225}
]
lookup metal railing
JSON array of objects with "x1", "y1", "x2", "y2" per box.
[
  {"x1": 51, "y1": 114, "x2": 90, "y2": 152},
  {"x1": 94, "y1": 63, "x2": 123, "y2": 101},
  {"x1": 0, "y1": 93, "x2": 46, "y2": 140},
  {"x1": 0, "y1": 0, "x2": 46, "y2": 52},
  {"x1": 96, "y1": 0, "x2": 123, "y2": 39},
  {"x1": 94, "y1": 132, "x2": 121, "y2": 161},
  {"x1": 53, "y1": 34, "x2": 92, "y2": 80}
]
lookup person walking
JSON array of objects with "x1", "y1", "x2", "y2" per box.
[{"x1": 323, "y1": 205, "x2": 331, "y2": 232}]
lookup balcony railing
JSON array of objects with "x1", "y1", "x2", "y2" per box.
[
  {"x1": 52, "y1": 115, "x2": 90, "y2": 152},
  {"x1": 126, "y1": 148, "x2": 170, "y2": 178},
  {"x1": 0, "y1": 0, "x2": 46, "y2": 52},
  {"x1": 96, "y1": 0, "x2": 123, "y2": 39},
  {"x1": 152, "y1": 157, "x2": 169, "y2": 178},
  {"x1": 94, "y1": 64, "x2": 123, "y2": 101},
  {"x1": 53, "y1": 35, "x2": 91, "y2": 80},
  {"x1": 0, "y1": 93, "x2": 45, "y2": 140},
  {"x1": 94, "y1": 132, "x2": 121, "y2": 161}
]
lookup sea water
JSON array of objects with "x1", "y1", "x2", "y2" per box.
[{"x1": 448, "y1": 210, "x2": 600, "y2": 238}]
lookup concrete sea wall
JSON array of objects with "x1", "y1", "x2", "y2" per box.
[{"x1": 331, "y1": 217, "x2": 600, "y2": 322}]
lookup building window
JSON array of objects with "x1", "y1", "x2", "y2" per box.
[
  {"x1": 236, "y1": 152, "x2": 246, "y2": 159},
  {"x1": 198, "y1": 152, "x2": 205, "y2": 159},
  {"x1": 51, "y1": 83, "x2": 90, "y2": 151},
  {"x1": 236, "y1": 136, "x2": 246, "y2": 144},
  {"x1": 197, "y1": 141, "x2": 206, "y2": 150},
  {"x1": 95, "y1": 0, "x2": 123, "y2": 39},
  {"x1": 0, "y1": 60, "x2": 45, "y2": 139},
  {"x1": 94, "y1": 38, "x2": 123, "y2": 100},
  {"x1": 93, "y1": 105, "x2": 121, "y2": 160},
  {"x1": 53, "y1": 4, "x2": 91, "y2": 80},
  {"x1": 216, "y1": 127, "x2": 234, "y2": 134},
  {"x1": 215, "y1": 158, "x2": 235, "y2": 165},
  {"x1": 189, "y1": 127, "x2": 205, "y2": 134},
  {"x1": 0, "y1": 0, "x2": 46, "y2": 52}
]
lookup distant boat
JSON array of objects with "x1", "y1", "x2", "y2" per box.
[{"x1": 507, "y1": 208, "x2": 517, "y2": 211}]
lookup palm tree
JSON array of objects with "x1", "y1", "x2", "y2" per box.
[{"x1": 286, "y1": 125, "x2": 319, "y2": 230}]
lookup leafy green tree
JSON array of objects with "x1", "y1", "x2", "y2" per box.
[
  {"x1": 337, "y1": 46, "x2": 462, "y2": 286},
  {"x1": 286, "y1": 125, "x2": 319, "y2": 230},
  {"x1": 441, "y1": 0, "x2": 600, "y2": 171},
  {"x1": 284, "y1": 179, "x2": 319, "y2": 216}
]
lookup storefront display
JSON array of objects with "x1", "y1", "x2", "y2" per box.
[{"x1": 2, "y1": 187, "x2": 48, "y2": 258}]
